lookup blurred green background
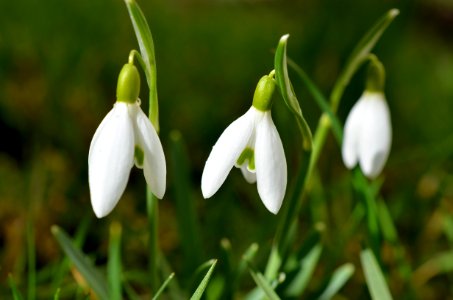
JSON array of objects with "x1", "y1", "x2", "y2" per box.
[{"x1": 1, "y1": 0, "x2": 453, "y2": 298}]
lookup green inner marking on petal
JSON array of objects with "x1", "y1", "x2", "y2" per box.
[
  {"x1": 134, "y1": 145, "x2": 144, "y2": 168},
  {"x1": 237, "y1": 147, "x2": 255, "y2": 171}
]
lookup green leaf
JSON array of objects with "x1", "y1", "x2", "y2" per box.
[
  {"x1": 377, "y1": 199, "x2": 398, "y2": 243},
  {"x1": 124, "y1": 0, "x2": 159, "y2": 130},
  {"x1": 152, "y1": 273, "x2": 175, "y2": 300},
  {"x1": 285, "y1": 243, "x2": 322, "y2": 296},
  {"x1": 360, "y1": 248, "x2": 393, "y2": 300},
  {"x1": 318, "y1": 263, "x2": 355, "y2": 300},
  {"x1": 51, "y1": 225, "x2": 110, "y2": 300},
  {"x1": 108, "y1": 222, "x2": 123, "y2": 300},
  {"x1": 249, "y1": 268, "x2": 281, "y2": 300},
  {"x1": 8, "y1": 274, "x2": 23, "y2": 300},
  {"x1": 190, "y1": 259, "x2": 218, "y2": 300},
  {"x1": 274, "y1": 34, "x2": 313, "y2": 151},
  {"x1": 413, "y1": 250, "x2": 453, "y2": 286},
  {"x1": 287, "y1": 58, "x2": 343, "y2": 144},
  {"x1": 330, "y1": 9, "x2": 399, "y2": 113},
  {"x1": 53, "y1": 288, "x2": 60, "y2": 300}
]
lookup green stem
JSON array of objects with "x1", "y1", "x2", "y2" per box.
[{"x1": 147, "y1": 188, "x2": 159, "y2": 294}]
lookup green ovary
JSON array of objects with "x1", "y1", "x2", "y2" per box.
[{"x1": 236, "y1": 147, "x2": 255, "y2": 171}]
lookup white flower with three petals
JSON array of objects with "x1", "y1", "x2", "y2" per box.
[
  {"x1": 201, "y1": 74, "x2": 287, "y2": 214},
  {"x1": 88, "y1": 63, "x2": 166, "y2": 218},
  {"x1": 342, "y1": 92, "x2": 391, "y2": 179}
]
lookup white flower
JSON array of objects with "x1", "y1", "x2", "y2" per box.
[
  {"x1": 342, "y1": 92, "x2": 392, "y2": 179},
  {"x1": 88, "y1": 100, "x2": 166, "y2": 218},
  {"x1": 201, "y1": 106, "x2": 287, "y2": 214}
]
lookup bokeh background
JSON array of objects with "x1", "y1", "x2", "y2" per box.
[{"x1": 1, "y1": 0, "x2": 452, "y2": 298}]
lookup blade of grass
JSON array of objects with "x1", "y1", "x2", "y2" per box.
[
  {"x1": 285, "y1": 243, "x2": 322, "y2": 297},
  {"x1": 152, "y1": 273, "x2": 175, "y2": 300},
  {"x1": 190, "y1": 259, "x2": 218, "y2": 300},
  {"x1": 108, "y1": 222, "x2": 122, "y2": 300},
  {"x1": 53, "y1": 288, "x2": 60, "y2": 300},
  {"x1": 249, "y1": 268, "x2": 281, "y2": 300},
  {"x1": 318, "y1": 263, "x2": 355, "y2": 300},
  {"x1": 360, "y1": 248, "x2": 393, "y2": 300},
  {"x1": 27, "y1": 217, "x2": 36, "y2": 300},
  {"x1": 8, "y1": 274, "x2": 24, "y2": 300},
  {"x1": 51, "y1": 225, "x2": 109, "y2": 300},
  {"x1": 412, "y1": 250, "x2": 453, "y2": 286}
]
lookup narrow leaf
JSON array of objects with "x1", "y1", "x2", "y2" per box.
[
  {"x1": 287, "y1": 58, "x2": 343, "y2": 143},
  {"x1": 285, "y1": 243, "x2": 323, "y2": 296},
  {"x1": 249, "y1": 268, "x2": 281, "y2": 300},
  {"x1": 108, "y1": 222, "x2": 122, "y2": 300},
  {"x1": 330, "y1": 9, "x2": 399, "y2": 112},
  {"x1": 190, "y1": 259, "x2": 217, "y2": 300},
  {"x1": 8, "y1": 274, "x2": 23, "y2": 300},
  {"x1": 51, "y1": 225, "x2": 110, "y2": 300},
  {"x1": 413, "y1": 250, "x2": 453, "y2": 286},
  {"x1": 152, "y1": 273, "x2": 175, "y2": 300},
  {"x1": 318, "y1": 263, "x2": 355, "y2": 300},
  {"x1": 124, "y1": 0, "x2": 159, "y2": 130},
  {"x1": 360, "y1": 248, "x2": 393, "y2": 300},
  {"x1": 275, "y1": 34, "x2": 313, "y2": 150},
  {"x1": 53, "y1": 288, "x2": 60, "y2": 300}
]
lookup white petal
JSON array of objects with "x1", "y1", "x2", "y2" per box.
[
  {"x1": 240, "y1": 164, "x2": 257, "y2": 183},
  {"x1": 358, "y1": 93, "x2": 392, "y2": 178},
  {"x1": 255, "y1": 112, "x2": 287, "y2": 214},
  {"x1": 133, "y1": 105, "x2": 167, "y2": 199},
  {"x1": 201, "y1": 108, "x2": 259, "y2": 198},
  {"x1": 88, "y1": 102, "x2": 135, "y2": 218},
  {"x1": 342, "y1": 97, "x2": 368, "y2": 169}
]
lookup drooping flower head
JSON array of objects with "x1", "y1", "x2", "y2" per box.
[
  {"x1": 201, "y1": 72, "x2": 287, "y2": 214},
  {"x1": 342, "y1": 56, "x2": 392, "y2": 179},
  {"x1": 88, "y1": 62, "x2": 166, "y2": 218}
]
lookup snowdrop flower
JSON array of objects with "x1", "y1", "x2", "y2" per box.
[
  {"x1": 201, "y1": 73, "x2": 287, "y2": 214},
  {"x1": 89, "y1": 63, "x2": 166, "y2": 218},
  {"x1": 342, "y1": 57, "x2": 392, "y2": 179}
]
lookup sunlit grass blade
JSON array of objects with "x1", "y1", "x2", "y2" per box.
[
  {"x1": 285, "y1": 243, "x2": 322, "y2": 297},
  {"x1": 287, "y1": 58, "x2": 343, "y2": 143},
  {"x1": 190, "y1": 259, "x2": 218, "y2": 300},
  {"x1": 274, "y1": 34, "x2": 312, "y2": 151},
  {"x1": 51, "y1": 225, "x2": 110, "y2": 300},
  {"x1": 318, "y1": 263, "x2": 355, "y2": 300},
  {"x1": 108, "y1": 222, "x2": 122, "y2": 300},
  {"x1": 330, "y1": 9, "x2": 399, "y2": 112},
  {"x1": 170, "y1": 131, "x2": 203, "y2": 270},
  {"x1": 8, "y1": 274, "x2": 23, "y2": 300},
  {"x1": 249, "y1": 267, "x2": 281, "y2": 300},
  {"x1": 53, "y1": 288, "x2": 60, "y2": 300},
  {"x1": 52, "y1": 217, "x2": 90, "y2": 290},
  {"x1": 152, "y1": 273, "x2": 175, "y2": 300},
  {"x1": 360, "y1": 248, "x2": 393, "y2": 300},
  {"x1": 412, "y1": 250, "x2": 453, "y2": 286},
  {"x1": 124, "y1": 0, "x2": 159, "y2": 130}
]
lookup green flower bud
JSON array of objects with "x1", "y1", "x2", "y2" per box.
[
  {"x1": 252, "y1": 74, "x2": 276, "y2": 111},
  {"x1": 117, "y1": 63, "x2": 140, "y2": 104},
  {"x1": 366, "y1": 56, "x2": 385, "y2": 93}
]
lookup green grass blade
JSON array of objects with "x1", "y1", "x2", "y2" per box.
[
  {"x1": 51, "y1": 225, "x2": 110, "y2": 300},
  {"x1": 330, "y1": 9, "x2": 399, "y2": 113},
  {"x1": 190, "y1": 259, "x2": 218, "y2": 300},
  {"x1": 413, "y1": 250, "x2": 453, "y2": 286},
  {"x1": 124, "y1": 0, "x2": 159, "y2": 130},
  {"x1": 53, "y1": 288, "x2": 60, "y2": 300},
  {"x1": 249, "y1": 268, "x2": 281, "y2": 300},
  {"x1": 318, "y1": 263, "x2": 355, "y2": 300},
  {"x1": 27, "y1": 218, "x2": 36, "y2": 300},
  {"x1": 8, "y1": 274, "x2": 24, "y2": 300},
  {"x1": 108, "y1": 222, "x2": 123, "y2": 300},
  {"x1": 170, "y1": 131, "x2": 203, "y2": 270},
  {"x1": 360, "y1": 248, "x2": 393, "y2": 300},
  {"x1": 274, "y1": 34, "x2": 313, "y2": 151},
  {"x1": 152, "y1": 273, "x2": 175, "y2": 300},
  {"x1": 287, "y1": 58, "x2": 343, "y2": 144},
  {"x1": 285, "y1": 243, "x2": 322, "y2": 296}
]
